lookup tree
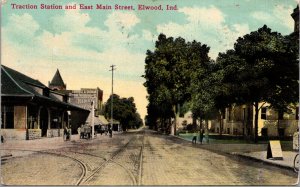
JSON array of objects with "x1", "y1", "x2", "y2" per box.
[
  {"x1": 104, "y1": 94, "x2": 143, "y2": 131},
  {"x1": 143, "y1": 34, "x2": 211, "y2": 134},
  {"x1": 217, "y1": 25, "x2": 299, "y2": 143}
]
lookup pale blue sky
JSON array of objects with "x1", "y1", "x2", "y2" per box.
[{"x1": 2, "y1": 0, "x2": 298, "y2": 119}]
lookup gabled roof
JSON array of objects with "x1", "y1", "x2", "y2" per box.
[
  {"x1": 1, "y1": 65, "x2": 45, "y2": 97},
  {"x1": 1, "y1": 65, "x2": 88, "y2": 112},
  {"x1": 49, "y1": 69, "x2": 65, "y2": 87}
]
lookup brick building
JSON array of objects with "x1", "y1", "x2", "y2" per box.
[{"x1": 48, "y1": 70, "x2": 106, "y2": 132}]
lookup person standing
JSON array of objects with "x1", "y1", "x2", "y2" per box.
[
  {"x1": 192, "y1": 131, "x2": 197, "y2": 144},
  {"x1": 199, "y1": 129, "x2": 204, "y2": 144},
  {"x1": 63, "y1": 127, "x2": 67, "y2": 141}
]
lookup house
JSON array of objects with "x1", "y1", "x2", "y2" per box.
[
  {"x1": 211, "y1": 103, "x2": 298, "y2": 138},
  {"x1": 1, "y1": 65, "x2": 89, "y2": 140}
]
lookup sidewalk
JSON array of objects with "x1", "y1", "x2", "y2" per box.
[
  {"x1": 174, "y1": 134, "x2": 298, "y2": 171},
  {"x1": 0, "y1": 133, "x2": 111, "y2": 158},
  {"x1": 231, "y1": 151, "x2": 297, "y2": 170}
]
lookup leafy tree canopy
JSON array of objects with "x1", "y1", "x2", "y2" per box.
[{"x1": 104, "y1": 94, "x2": 143, "y2": 130}]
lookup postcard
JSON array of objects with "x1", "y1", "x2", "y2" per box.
[{"x1": 1, "y1": 0, "x2": 299, "y2": 185}]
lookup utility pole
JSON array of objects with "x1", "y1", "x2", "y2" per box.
[
  {"x1": 109, "y1": 65, "x2": 116, "y2": 137},
  {"x1": 91, "y1": 101, "x2": 95, "y2": 139}
]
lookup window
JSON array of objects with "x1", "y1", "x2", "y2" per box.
[
  {"x1": 261, "y1": 128, "x2": 268, "y2": 137},
  {"x1": 247, "y1": 108, "x2": 251, "y2": 121},
  {"x1": 261, "y1": 107, "x2": 267, "y2": 120},
  {"x1": 43, "y1": 88, "x2": 49, "y2": 97},
  {"x1": 278, "y1": 111, "x2": 284, "y2": 120},
  {"x1": 278, "y1": 128, "x2": 285, "y2": 137}
]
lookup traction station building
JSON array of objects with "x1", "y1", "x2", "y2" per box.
[{"x1": 1, "y1": 65, "x2": 89, "y2": 140}]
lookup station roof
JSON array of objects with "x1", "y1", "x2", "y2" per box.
[{"x1": 1, "y1": 65, "x2": 88, "y2": 112}]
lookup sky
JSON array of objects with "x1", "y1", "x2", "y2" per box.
[{"x1": 1, "y1": 0, "x2": 298, "y2": 120}]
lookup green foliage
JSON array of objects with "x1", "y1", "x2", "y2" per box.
[
  {"x1": 216, "y1": 25, "x2": 299, "y2": 142},
  {"x1": 144, "y1": 25, "x2": 298, "y2": 140},
  {"x1": 143, "y1": 33, "x2": 211, "y2": 128},
  {"x1": 104, "y1": 94, "x2": 143, "y2": 130}
]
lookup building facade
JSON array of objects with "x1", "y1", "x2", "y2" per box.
[
  {"x1": 1, "y1": 65, "x2": 89, "y2": 140},
  {"x1": 210, "y1": 103, "x2": 298, "y2": 138},
  {"x1": 48, "y1": 70, "x2": 105, "y2": 133},
  {"x1": 67, "y1": 88, "x2": 104, "y2": 127}
]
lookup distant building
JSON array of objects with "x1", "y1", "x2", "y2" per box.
[
  {"x1": 1, "y1": 65, "x2": 89, "y2": 140},
  {"x1": 67, "y1": 88, "x2": 103, "y2": 115},
  {"x1": 48, "y1": 69, "x2": 66, "y2": 90},
  {"x1": 48, "y1": 69, "x2": 105, "y2": 130},
  {"x1": 66, "y1": 88, "x2": 104, "y2": 127}
]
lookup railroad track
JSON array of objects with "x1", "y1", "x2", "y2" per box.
[
  {"x1": 1, "y1": 130, "x2": 146, "y2": 185},
  {"x1": 78, "y1": 131, "x2": 146, "y2": 185},
  {"x1": 1, "y1": 148, "x2": 88, "y2": 185}
]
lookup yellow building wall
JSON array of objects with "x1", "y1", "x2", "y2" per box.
[{"x1": 257, "y1": 102, "x2": 299, "y2": 137}]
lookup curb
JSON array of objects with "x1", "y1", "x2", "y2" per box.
[
  {"x1": 171, "y1": 134, "x2": 295, "y2": 172},
  {"x1": 230, "y1": 152, "x2": 295, "y2": 171}
]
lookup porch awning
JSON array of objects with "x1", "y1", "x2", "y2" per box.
[
  {"x1": 94, "y1": 116, "x2": 102, "y2": 125},
  {"x1": 98, "y1": 115, "x2": 109, "y2": 125}
]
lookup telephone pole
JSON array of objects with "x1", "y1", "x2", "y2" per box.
[{"x1": 109, "y1": 65, "x2": 116, "y2": 137}]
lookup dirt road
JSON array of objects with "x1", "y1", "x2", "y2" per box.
[{"x1": 1, "y1": 129, "x2": 298, "y2": 185}]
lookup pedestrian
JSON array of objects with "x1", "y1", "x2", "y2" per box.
[
  {"x1": 100, "y1": 126, "x2": 103, "y2": 135},
  {"x1": 199, "y1": 129, "x2": 204, "y2": 144},
  {"x1": 109, "y1": 128, "x2": 112, "y2": 138},
  {"x1": 63, "y1": 127, "x2": 67, "y2": 141},
  {"x1": 192, "y1": 131, "x2": 197, "y2": 144},
  {"x1": 79, "y1": 125, "x2": 84, "y2": 139},
  {"x1": 66, "y1": 129, "x2": 70, "y2": 141}
]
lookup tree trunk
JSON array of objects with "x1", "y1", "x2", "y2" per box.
[
  {"x1": 192, "y1": 116, "x2": 197, "y2": 130},
  {"x1": 205, "y1": 119, "x2": 209, "y2": 143},
  {"x1": 168, "y1": 118, "x2": 172, "y2": 134},
  {"x1": 199, "y1": 117, "x2": 203, "y2": 130},
  {"x1": 254, "y1": 102, "x2": 259, "y2": 143},
  {"x1": 171, "y1": 105, "x2": 178, "y2": 135},
  {"x1": 277, "y1": 111, "x2": 281, "y2": 140},
  {"x1": 219, "y1": 110, "x2": 223, "y2": 136}
]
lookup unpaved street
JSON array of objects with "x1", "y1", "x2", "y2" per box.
[{"x1": 1, "y1": 129, "x2": 298, "y2": 185}]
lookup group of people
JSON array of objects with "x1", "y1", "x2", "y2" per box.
[
  {"x1": 77, "y1": 124, "x2": 113, "y2": 139},
  {"x1": 192, "y1": 129, "x2": 204, "y2": 144}
]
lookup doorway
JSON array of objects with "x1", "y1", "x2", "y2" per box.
[{"x1": 39, "y1": 107, "x2": 49, "y2": 137}]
